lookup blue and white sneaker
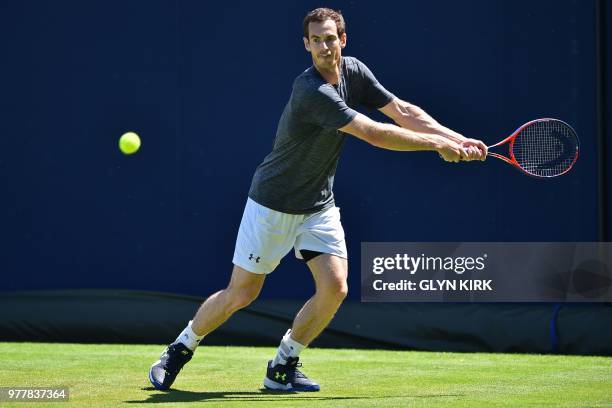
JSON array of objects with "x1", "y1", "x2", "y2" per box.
[
  {"x1": 263, "y1": 357, "x2": 320, "y2": 392},
  {"x1": 149, "y1": 343, "x2": 193, "y2": 390}
]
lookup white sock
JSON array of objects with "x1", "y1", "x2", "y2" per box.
[
  {"x1": 174, "y1": 320, "x2": 204, "y2": 351},
  {"x1": 271, "y1": 329, "x2": 305, "y2": 367}
]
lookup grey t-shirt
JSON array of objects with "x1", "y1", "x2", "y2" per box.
[{"x1": 248, "y1": 56, "x2": 394, "y2": 214}]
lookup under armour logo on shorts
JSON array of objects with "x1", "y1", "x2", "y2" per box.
[{"x1": 249, "y1": 254, "x2": 261, "y2": 263}]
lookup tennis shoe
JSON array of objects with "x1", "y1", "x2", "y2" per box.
[
  {"x1": 149, "y1": 343, "x2": 193, "y2": 390},
  {"x1": 263, "y1": 357, "x2": 320, "y2": 392}
]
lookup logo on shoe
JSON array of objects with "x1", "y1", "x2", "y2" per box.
[
  {"x1": 249, "y1": 254, "x2": 261, "y2": 263},
  {"x1": 275, "y1": 372, "x2": 286, "y2": 381}
]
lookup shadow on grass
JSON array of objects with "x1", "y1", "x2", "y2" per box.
[{"x1": 125, "y1": 387, "x2": 463, "y2": 403}]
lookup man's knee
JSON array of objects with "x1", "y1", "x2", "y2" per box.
[
  {"x1": 308, "y1": 254, "x2": 348, "y2": 304},
  {"x1": 223, "y1": 266, "x2": 265, "y2": 312},
  {"x1": 336, "y1": 281, "x2": 349, "y2": 302},
  {"x1": 225, "y1": 284, "x2": 261, "y2": 311},
  {"x1": 318, "y1": 279, "x2": 348, "y2": 303}
]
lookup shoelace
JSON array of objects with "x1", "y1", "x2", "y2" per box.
[
  {"x1": 292, "y1": 363, "x2": 307, "y2": 379},
  {"x1": 163, "y1": 347, "x2": 190, "y2": 373}
]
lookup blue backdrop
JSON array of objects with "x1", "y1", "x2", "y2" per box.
[{"x1": 1, "y1": 0, "x2": 607, "y2": 299}]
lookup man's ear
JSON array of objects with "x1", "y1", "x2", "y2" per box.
[
  {"x1": 303, "y1": 37, "x2": 311, "y2": 52},
  {"x1": 340, "y1": 33, "x2": 347, "y2": 49}
]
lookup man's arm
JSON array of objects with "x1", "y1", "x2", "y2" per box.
[
  {"x1": 379, "y1": 98, "x2": 487, "y2": 160},
  {"x1": 339, "y1": 112, "x2": 465, "y2": 163}
]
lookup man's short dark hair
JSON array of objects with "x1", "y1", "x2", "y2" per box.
[{"x1": 303, "y1": 8, "x2": 346, "y2": 39}]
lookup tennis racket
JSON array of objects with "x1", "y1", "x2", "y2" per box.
[{"x1": 487, "y1": 118, "x2": 579, "y2": 178}]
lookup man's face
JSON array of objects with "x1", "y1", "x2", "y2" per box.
[{"x1": 303, "y1": 19, "x2": 346, "y2": 71}]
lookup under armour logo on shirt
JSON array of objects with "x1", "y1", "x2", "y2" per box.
[{"x1": 249, "y1": 254, "x2": 261, "y2": 263}]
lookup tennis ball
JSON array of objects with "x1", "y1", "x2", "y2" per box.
[{"x1": 119, "y1": 132, "x2": 141, "y2": 155}]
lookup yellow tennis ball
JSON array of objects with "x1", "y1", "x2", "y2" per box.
[{"x1": 119, "y1": 132, "x2": 141, "y2": 155}]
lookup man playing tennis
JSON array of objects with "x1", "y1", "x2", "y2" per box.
[{"x1": 150, "y1": 7, "x2": 487, "y2": 392}]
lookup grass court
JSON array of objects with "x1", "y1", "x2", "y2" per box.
[{"x1": 1, "y1": 342, "x2": 610, "y2": 407}]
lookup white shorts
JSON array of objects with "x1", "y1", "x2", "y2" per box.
[{"x1": 232, "y1": 198, "x2": 347, "y2": 274}]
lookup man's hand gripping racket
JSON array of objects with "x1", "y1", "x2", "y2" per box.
[{"x1": 485, "y1": 118, "x2": 579, "y2": 178}]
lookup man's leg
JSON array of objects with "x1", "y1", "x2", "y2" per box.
[
  {"x1": 264, "y1": 254, "x2": 348, "y2": 392},
  {"x1": 191, "y1": 265, "x2": 266, "y2": 336},
  {"x1": 150, "y1": 265, "x2": 265, "y2": 390},
  {"x1": 290, "y1": 254, "x2": 348, "y2": 345}
]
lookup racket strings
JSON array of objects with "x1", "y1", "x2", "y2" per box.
[{"x1": 511, "y1": 120, "x2": 578, "y2": 177}]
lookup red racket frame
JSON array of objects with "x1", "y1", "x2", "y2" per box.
[{"x1": 487, "y1": 118, "x2": 579, "y2": 178}]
